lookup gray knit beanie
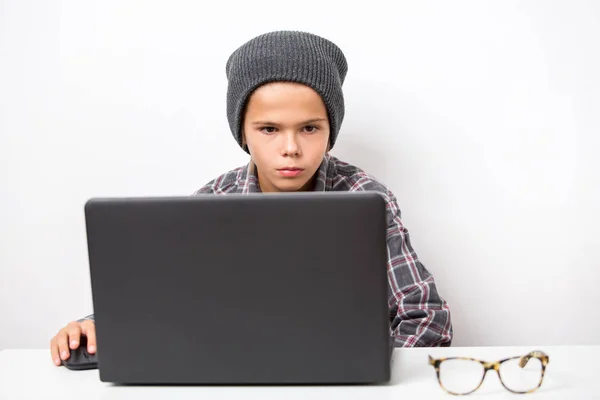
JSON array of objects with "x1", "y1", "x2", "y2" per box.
[{"x1": 225, "y1": 30, "x2": 349, "y2": 153}]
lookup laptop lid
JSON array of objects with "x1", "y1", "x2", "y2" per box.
[{"x1": 85, "y1": 191, "x2": 391, "y2": 384}]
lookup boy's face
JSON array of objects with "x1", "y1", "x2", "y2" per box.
[{"x1": 242, "y1": 82, "x2": 330, "y2": 193}]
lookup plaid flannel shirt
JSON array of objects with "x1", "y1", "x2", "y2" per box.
[{"x1": 80, "y1": 153, "x2": 453, "y2": 347}]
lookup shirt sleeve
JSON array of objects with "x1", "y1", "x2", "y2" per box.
[
  {"x1": 382, "y1": 191, "x2": 453, "y2": 347},
  {"x1": 76, "y1": 314, "x2": 95, "y2": 323}
]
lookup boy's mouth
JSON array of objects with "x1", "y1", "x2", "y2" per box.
[{"x1": 277, "y1": 167, "x2": 304, "y2": 177}]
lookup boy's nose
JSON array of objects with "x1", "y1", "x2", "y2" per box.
[{"x1": 282, "y1": 133, "x2": 300, "y2": 156}]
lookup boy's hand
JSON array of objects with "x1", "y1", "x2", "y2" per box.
[{"x1": 50, "y1": 320, "x2": 96, "y2": 366}]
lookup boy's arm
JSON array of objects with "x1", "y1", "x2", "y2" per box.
[{"x1": 383, "y1": 193, "x2": 453, "y2": 347}]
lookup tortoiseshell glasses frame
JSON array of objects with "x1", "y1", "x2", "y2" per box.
[{"x1": 428, "y1": 350, "x2": 550, "y2": 395}]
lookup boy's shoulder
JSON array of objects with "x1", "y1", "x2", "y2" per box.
[
  {"x1": 193, "y1": 164, "x2": 248, "y2": 195},
  {"x1": 327, "y1": 155, "x2": 402, "y2": 222},
  {"x1": 327, "y1": 155, "x2": 394, "y2": 197}
]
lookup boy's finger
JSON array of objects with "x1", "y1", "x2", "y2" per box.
[
  {"x1": 66, "y1": 322, "x2": 82, "y2": 350},
  {"x1": 56, "y1": 330, "x2": 70, "y2": 360},
  {"x1": 81, "y1": 321, "x2": 97, "y2": 354},
  {"x1": 50, "y1": 338, "x2": 61, "y2": 366}
]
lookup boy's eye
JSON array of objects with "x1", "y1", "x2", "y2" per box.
[
  {"x1": 260, "y1": 127, "x2": 277, "y2": 134},
  {"x1": 304, "y1": 125, "x2": 318, "y2": 133}
]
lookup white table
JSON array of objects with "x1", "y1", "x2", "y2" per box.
[{"x1": 0, "y1": 346, "x2": 597, "y2": 399}]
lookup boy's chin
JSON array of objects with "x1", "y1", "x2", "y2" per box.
[{"x1": 273, "y1": 178, "x2": 313, "y2": 192}]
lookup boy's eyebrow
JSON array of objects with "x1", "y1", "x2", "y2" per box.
[{"x1": 251, "y1": 118, "x2": 328, "y2": 126}]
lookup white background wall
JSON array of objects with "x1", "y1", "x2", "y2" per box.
[{"x1": 1, "y1": 0, "x2": 599, "y2": 350}]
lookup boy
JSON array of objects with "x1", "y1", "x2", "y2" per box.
[{"x1": 50, "y1": 30, "x2": 453, "y2": 366}]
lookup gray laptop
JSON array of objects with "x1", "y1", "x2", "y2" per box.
[{"x1": 84, "y1": 191, "x2": 393, "y2": 384}]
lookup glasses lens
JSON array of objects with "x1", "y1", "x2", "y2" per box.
[
  {"x1": 499, "y1": 357, "x2": 543, "y2": 393},
  {"x1": 438, "y1": 359, "x2": 485, "y2": 395}
]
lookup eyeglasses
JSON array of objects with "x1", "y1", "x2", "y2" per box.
[{"x1": 428, "y1": 350, "x2": 550, "y2": 395}]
